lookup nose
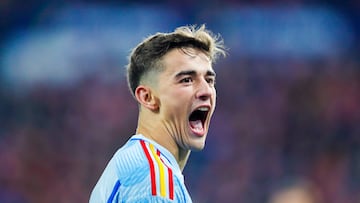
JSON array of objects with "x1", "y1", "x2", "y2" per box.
[{"x1": 195, "y1": 78, "x2": 214, "y2": 101}]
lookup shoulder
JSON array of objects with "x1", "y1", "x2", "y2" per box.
[
  {"x1": 91, "y1": 137, "x2": 192, "y2": 202},
  {"x1": 127, "y1": 139, "x2": 190, "y2": 201},
  {"x1": 112, "y1": 139, "x2": 148, "y2": 177}
]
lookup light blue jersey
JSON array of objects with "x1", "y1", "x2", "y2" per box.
[{"x1": 89, "y1": 134, "x2": 192, "y2": 203}]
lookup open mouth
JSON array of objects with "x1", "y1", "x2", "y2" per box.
[{"x1": 189, "y1": 107, "x2": 209, "y2": 136}]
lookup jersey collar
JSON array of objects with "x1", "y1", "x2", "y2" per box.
[{"x1": 131, "y1": 134, "x2": 182, "y2": 174}]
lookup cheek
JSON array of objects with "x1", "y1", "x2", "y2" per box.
[
  {"x1": 160, "y1": 90, "x2": 189, "y2": 114},
  {"x1": 213, "y1": 88, "x2": 217, "y2": 102}
]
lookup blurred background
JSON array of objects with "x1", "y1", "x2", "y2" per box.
[{"x1": 0, "y1": 0, "x2": 359, "y2": 202}]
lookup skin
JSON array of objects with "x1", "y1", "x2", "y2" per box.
[{"x1": 134, "y1": 47, "x2": 216, "y2": 170}]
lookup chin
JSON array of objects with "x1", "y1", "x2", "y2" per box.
[
  {"x1": 191, "y1": 147, "x2": 205, "y2": 152},
  {"x1": 189, "y1": 142, "x2": 206, "y2": 151},
  {"x1": 186, "y1": 131, "x2": 207, "y2": 151}
]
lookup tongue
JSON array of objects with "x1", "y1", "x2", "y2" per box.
[{"x1": 190, "y1": 120, "x2": 204, "y2": 132}]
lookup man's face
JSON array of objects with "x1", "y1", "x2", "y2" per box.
[{"x1": 154, "y1": 47, "x2": 216, "y2": 151}]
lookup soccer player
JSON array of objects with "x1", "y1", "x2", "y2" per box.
[{"x1": 89, "y1": 24, "x2": 226, "y2": 202}]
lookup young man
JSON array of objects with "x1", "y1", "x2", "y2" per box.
[{"x1": 90, "y1": 24, "x2": 226, "y2": 202}]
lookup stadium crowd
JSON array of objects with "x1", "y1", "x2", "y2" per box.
[{"x1": 1, "y1": 0, "x2": 360, "y2": 203}]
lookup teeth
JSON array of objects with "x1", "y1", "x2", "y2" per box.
[{"x1": 197, "y1": 107, "x2": 209, "y2": 111}]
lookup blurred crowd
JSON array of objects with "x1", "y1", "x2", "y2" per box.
[{"x1": 1, "y1": 1, "x2": 360, "y2": 203}]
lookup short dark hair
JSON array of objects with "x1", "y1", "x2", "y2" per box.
[{"x1": 126, "y1": 24, "x2": 226, "y2": 96}]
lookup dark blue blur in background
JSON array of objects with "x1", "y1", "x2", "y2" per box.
[{"x1": 0, "y1": 1, "x2": 359, "y2": 202}]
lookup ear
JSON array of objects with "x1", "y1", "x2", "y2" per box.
[{"x1": 135, "y1": 85, "x2": 159, "y2": 111}]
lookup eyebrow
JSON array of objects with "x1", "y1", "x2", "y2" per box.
[{"x1": 175, "y1": 70, "x2": 216, "y2": 78}]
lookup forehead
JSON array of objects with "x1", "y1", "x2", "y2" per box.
[{"x1": 160, "y1": 48, "x2": 212, "y2": 75}]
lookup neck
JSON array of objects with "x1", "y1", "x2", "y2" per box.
[
  {"x1": 136, "y1": 112, "x2": 190, "y2": 171},
  {"x1": 177, "y1": 150, "x2": 191, "y2": 171}
]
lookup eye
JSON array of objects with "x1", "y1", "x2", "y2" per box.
[
  {"x1": 206, "y1": 77, "x2": 216, "y2": 85},
  {"x1": 180, "y1": 77, "x2": 193, "y2": 83}
]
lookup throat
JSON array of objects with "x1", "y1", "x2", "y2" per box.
[{"x1": 178, "y1": 150, "x2": 191, "y2": 171}]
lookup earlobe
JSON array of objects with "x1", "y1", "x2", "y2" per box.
[{"x1": 135, "y1": 85, "x2": 159, "y2": 111}]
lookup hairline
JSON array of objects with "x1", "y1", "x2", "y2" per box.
[{"x1": 139, "y1": 46, "x2": 211, "y2": 89}]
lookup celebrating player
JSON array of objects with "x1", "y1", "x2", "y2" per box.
[{"x1": 90, "y1": 24, "x2": 226, "y2": 202}]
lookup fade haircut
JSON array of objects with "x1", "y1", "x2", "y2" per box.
[{"x1": 126, "y1": 24, "x2": 226, "y2": 97}]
